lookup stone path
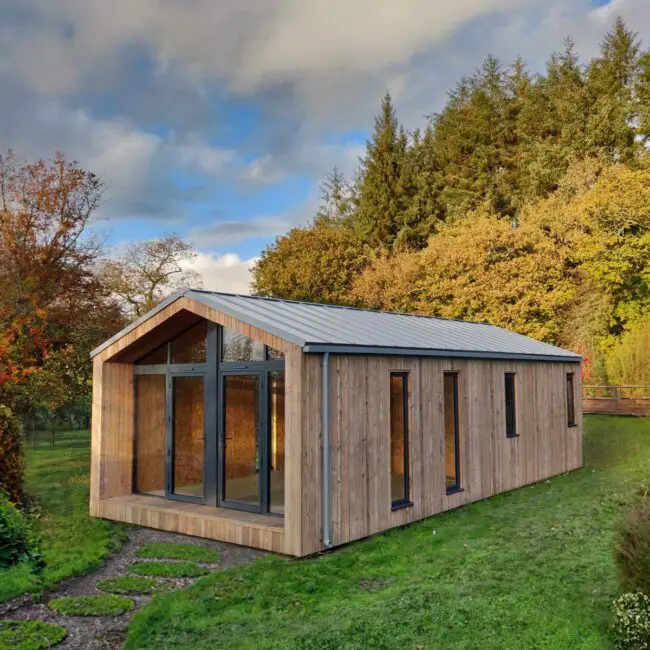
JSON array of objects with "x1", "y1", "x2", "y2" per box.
[{"x1": 0, "y1": 527, "x2": 265, "y2": 649}]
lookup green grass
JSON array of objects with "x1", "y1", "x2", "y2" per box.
[
  {"x1": 48, "y1": 594, "x2": 134, "y2": 616},
  {"x1": 97, "y1": 576, "x2": 171, "y2": 595},
  {"x1": 0, "y1": 620, "x2": 67, "y2": 650},
  {"x1": 136, "y1": 543, "x2": 220, "y2": 563},
  {"x1": 0, "y1": 430, "x2": 125, "y2": 603},
  {"x1": 129, "y1": 562, "x2": 209, "y2": 578},
  {"x1": 125, "y1": 416, "x2": 650, "y2": 650}
]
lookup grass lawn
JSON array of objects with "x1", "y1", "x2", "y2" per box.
[
  {"x1": 125, "y1": 416, "x2": 650, "y2": 649},
  {"x1": 0, "y1": 430, "x2": 124, "y2": 603}
]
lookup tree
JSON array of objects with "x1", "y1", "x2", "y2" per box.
[
  {"x1": 99, "y1": 234, "x2": 202, "y2": 320},
  {"x1": 0, "y1": 151, "x2": 106, "y2": 404},
  {"x1": 317, "y1": 167, "x2": 354, "y2": 224},
  {"x1": 585, "y1": 17, "x2": 641, "y2": 163},
  {"x1": 352, "y1": 92, "x2": 409, "y2": 249},
  {"x1": 252, "y1": 217, "x2": 369, "y2": 304}
]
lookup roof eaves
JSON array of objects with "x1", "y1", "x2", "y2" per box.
[
  {"x1": 302, "y1": 343, "x2": 582, "y2": 363},
  {"x1": 90, "y1": 288, "x2": 190, "y2": 359}
]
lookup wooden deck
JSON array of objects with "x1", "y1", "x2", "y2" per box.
[{"x1": 95, "y1": 494, "x2": 285, "y2": 553}]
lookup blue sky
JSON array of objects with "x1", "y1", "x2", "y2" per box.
[{"x1": 0, "y1": 0, "x2": 645, "y2": 292}]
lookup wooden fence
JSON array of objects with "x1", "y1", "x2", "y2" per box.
[{"x1": 583, "y1": 385, "x2": 650, "y2": 417}]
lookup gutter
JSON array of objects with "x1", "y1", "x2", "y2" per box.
[{"x1": 321, "y1": 351, "x2": 331, "y2": 548}]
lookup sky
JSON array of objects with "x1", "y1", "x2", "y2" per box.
[{"x1": 1, "y1": 0, "x2": 648, "y2": 294}]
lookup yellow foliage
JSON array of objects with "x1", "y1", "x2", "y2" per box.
[{"x1": 353, "y1": 164, "x2": 650, "y2": 347}]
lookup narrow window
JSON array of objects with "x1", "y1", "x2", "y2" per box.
[
  {"x1": 444, "y1": 372, "x2": 461, "y2": 493},
  {"x1": 390, "y1": 372, "x2": 410, "y2": 508},
  {"x1": 505, "y1": 373, "x2": 517, "y2": 438},
  {"x1": 566, "y1": 373, "x2": 576, "y2": 427}
]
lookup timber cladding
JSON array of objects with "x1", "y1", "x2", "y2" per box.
[{"x1": 305, "y1": 355, "x2": 583, "y2": 552}]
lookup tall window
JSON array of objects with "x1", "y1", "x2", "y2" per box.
[
  {"x1": 505, "y1": 373, "x2": 517, "y2": 438},
  {"x1": 444, "y1": 372, "x2": 461, "y2": 493},
  {"x1": 566, "y1": 373, "x2": 576, "y2": 427},
  {"x1": 390, "y1": 372, "x2": 410, "y2": 508}
]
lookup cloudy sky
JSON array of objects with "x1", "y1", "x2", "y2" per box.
[{"x1": 1, "y1": 0, "x2": 648, "y2": 293}]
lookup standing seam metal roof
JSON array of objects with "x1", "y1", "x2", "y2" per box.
[{"x1": 91, "y1": 289, "x2": 581, "y2": 362}]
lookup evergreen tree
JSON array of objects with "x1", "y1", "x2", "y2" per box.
[
  {"x1": 585, "y1": 17, "x2": 640, "y2": 162},
  {"x1": 430, "y1": 55, "x2": 521, "y2": 220},
  {"x1": 520, "y1": 38, "x2": 589, "y2": 198},
  {"x1": 353, "y1": 92, "x2": 406, "y2": 249},
  {"x1": 318, "y1": 167, "x2": 353, "y2": 224},
  {"x1": 636, "y1": 51, "x2": 650, "y2": 146}
]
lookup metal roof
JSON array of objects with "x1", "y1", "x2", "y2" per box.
[{"x1": 91, "y1": 288, "x2": 581, "y2": 362}]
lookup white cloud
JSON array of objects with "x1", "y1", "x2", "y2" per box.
[
  {"x1": 2, "y1": 0, "x2": 650, "y2": 244},
  {"x1": 177, "y1": 136, "x2": 236, "y2": 176},
  {"x1": 5, "y1": 0, "x2": 535, "y2": 99},
  {"x1": 181, "y1": 251, "x2": 257, "y2": 294}
]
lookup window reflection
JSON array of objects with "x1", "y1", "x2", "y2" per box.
[
  {"x1": 171, "y1": 321, "x2": 207, "y2": 364},
  {"x1": 222, "y1": 328, "x2": 265, "y2": 362},
  {"x1": 269, "y1": 372, "x2": 285, "y2": 514},
  {"x1": 267, "y1": 346, "x2": 285, "y2": 360}
]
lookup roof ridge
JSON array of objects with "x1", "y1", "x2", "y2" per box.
[{"x1": 187, "y1": 288, "x2": 494, "y2": 328}]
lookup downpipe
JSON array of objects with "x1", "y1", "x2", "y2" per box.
[{"x1": 321, "y1": 352, "x2": 331, "y2": 548}]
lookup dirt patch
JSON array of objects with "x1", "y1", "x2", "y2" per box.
[{"x1": 2, "y1": 526, "x2": 265, "y2": 649}]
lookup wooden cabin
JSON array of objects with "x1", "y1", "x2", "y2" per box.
[{"x1": 90, "y1": 289, "x2": 583, "y2": 557}]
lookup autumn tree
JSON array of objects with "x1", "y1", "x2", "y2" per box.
[
  {"x1": 0, "y1": 151, "x2": 112, "y2": 407},
  {"x1": 99, "y1": 234, "x2": 202, "y2": 320},
  {"x1": 253, "y1": 217, "x2": 369, "y2": 304}
]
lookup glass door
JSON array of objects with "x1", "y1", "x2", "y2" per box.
[
  {"x1": 168, "y1": 374, "x2": 206, "y2": 503},
  {"x1": 220, "y1": 371, "x2": 263, "y2": 511}
]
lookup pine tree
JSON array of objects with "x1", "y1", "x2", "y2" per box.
[
  {"x1": 353, "y1": 92, "x2": 406, "y2": 249},
  {"x1": 636, "y1": 51, "x2": 650, "y2": 146},
  {"x1": 586, "y1": 17, "x2": 640, "y2": 162},
  {"x1": 520, "y1": 38, "x2": 589, "y2": 198},
  {"x1": 318, "y1": 167, "x2": 353, "y2": 224},
  {"x1": 431, "y1": 55, "x2": 519, "y2": 220}
]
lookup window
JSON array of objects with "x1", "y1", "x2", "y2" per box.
[
  {"x1": 171, "y1": 321, "x2": 207, "y2": 363},
  {"x1": 566, "y1": 373, "x2": 576, "y2": 427},
  {"x1": 135, "y1": 343, "x2": 167, "y2": 365},
  {"x1": 269, "y1": 371, "x2": 285, "y2": 514},
  {"x1": 134, "y1": 374, "x2": 166, "y2": 496},
  {"x1": 505, "y1": 372, "x2": 517, "y2": 438},
  {"x1": 390, "y1": 372, "x2": 410, "y2": 508},
  {"x1": 222, "y1": 328, "x2": 265, "y2": 362},
  {"x1": 444, "y1": 372, "x2": 461, "y2": 493},
  {"x1": 266, "y1": 346, "x2": 285, "y2": 361}
]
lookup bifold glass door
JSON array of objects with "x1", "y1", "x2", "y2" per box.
[
  {"x1": 219, "y1": 369, "x2": 285, "y2": 514},
  {"x1": 221, "y1": 373, "x2": 262, "y2": 510},
  {"x1": 133, "y1": 321, "x2": 285, "y2": 514}
]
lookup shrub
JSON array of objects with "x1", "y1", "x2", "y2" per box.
[
  {"x1": 129, "y1": 561, "x2": 209, "y2": 578},
  {"x1": 48, "y1": 594, "x2": 134, "y2": 616},
  {"x1": 0, "y1": 620, "x2": 66, "y2": 650},
  {"x1": 616, "y1": 490, "x2": 650, "y2": 593},
  {"x1": 0, "y1": 406, "x2": 23, "y2": 504},
  {"x1": 0, "y1": 491, "x2": 41, "y2": 572},
  {"x1": 612, "y1": 592, "x2": 650, "y2": 649},
  {"x1": 136, "y1": 542, "x2": 220, "y2": 563}
]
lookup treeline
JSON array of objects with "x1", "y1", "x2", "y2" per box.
[{"x1": 253, "y1": 18, "x2": 650, "y2": 384}]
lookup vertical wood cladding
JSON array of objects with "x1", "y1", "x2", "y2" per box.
[{"x1": 318, "y1": 356, "x2": 583, "y2": 550}]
